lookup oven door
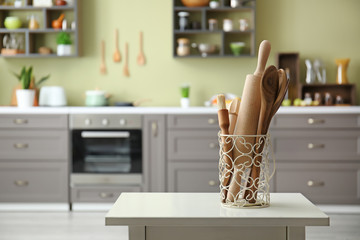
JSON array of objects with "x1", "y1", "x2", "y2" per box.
[{"x1": 72, "y1": 129, "x2": 142, "y2": 174}]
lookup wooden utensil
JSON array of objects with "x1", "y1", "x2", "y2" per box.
[
  {"x1": 123, "y1": 42, "x2": 130, "y2": 77},
  {"x1": 217, "y1": 94, "x2": 233, "y2": 202},
  {"x1": 100, "y1": 40, "x2": 107, "y2": 75},
  {"x1": 137, "y1": 31, "x2": 145, "y2": 66},
  {"x1": 270, "y1": 69, "x2": 289, "y2": 120},
  {"x1": 245, "y1": 65, "x2": 279, "y2": 203},
  {"x1": 228, "y1": 97, "x2": 241, "y2": 135},
  {"x1": 227, "y1": 40, "x2": 271, "y2": 202},
  {"x1": 113, "y1": 29, "x2": 121, "y2": 63}
]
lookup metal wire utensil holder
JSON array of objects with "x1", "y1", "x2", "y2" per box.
[{"x1": 218, "y1": 133, "x2": 275, "y2": 208}]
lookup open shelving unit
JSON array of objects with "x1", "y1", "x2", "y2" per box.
[
  {"x1": 0, "y1": 0, "x2": 78, "y2": 58},
  {"x1": 173, "y1": 0, "x2": 256, "y2": 58}
]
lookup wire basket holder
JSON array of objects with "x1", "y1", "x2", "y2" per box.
[{"x1": 218, "y1": 133, "x2": 275, "y2": 208}]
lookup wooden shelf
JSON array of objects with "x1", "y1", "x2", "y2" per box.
[
  {"x1": 0, "y1": 0, "x2": 78, "y2": 58},
  {"x1": 300, "y1": 84, "x2": 356, "y2": 105},
  {"x1": 173, "y1": 0, "x2": 256, "y2": 58}
]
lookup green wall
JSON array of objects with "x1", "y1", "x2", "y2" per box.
[{"x1": 1, "y1": 0, "x2": 359, "y2": 106}]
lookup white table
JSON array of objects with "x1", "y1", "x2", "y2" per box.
[{"x1": 105, "y1": 193, "x2": 329, "y2": 240}]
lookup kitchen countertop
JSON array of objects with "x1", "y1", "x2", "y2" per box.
[{"x1": 0, "y1": 106, "x2": 360, "y2": 114}]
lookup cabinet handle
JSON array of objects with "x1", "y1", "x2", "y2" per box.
[
  {"x1": 14, "y1": 143, "x2": 29, "y2": 149},
  {"x1": 14, "y1": 180, "x2": 29, "y2": 186},
  {"x1": 307, "y1": 180, "x2": 325, "y2": 187},
  {"x1": 209, "y1": 143, "x2": 216, "y2": 149},
  {"x1": 208, "y1": 118, "x2": 216, "y2": 125},
  {"x1": 99, "y1": 192, "x2": 114, "y2": 198},
  {"x1": 208, "y1": 180, "x2": 216, "y2": 186},
  {"x1": 152, "y1": 122, "x2": 158, "y2": 137},
  {"x1": 307, "y1": 143, "x2": 325, "y2": 149},
  {"x1": 13, "y1": 118, "x2": 28, "y2": 125},
  {"x1": 307, "y1": 118, "x2": 325, "y2": 125}
]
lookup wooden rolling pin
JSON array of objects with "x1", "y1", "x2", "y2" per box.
[
  {"x1": 227, "y1": 40, "x2": 271, "y2": 202},
  {"x1": 217, "y1": 94, "x2": 233, "y2": 202}
]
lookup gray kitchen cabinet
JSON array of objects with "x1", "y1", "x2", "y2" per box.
[
  {"x1": 167, "y1": 114, "x2": 219, "y2": 192},
  {"x1": 270, "y1": 113, "x2": 360, "y2": 204},
  {"x1": 143, "y1": 115, "x2": 166, "y2": 192},
  {"x1": 0, "y1": 114, "x2": 69, "y2": 203}
]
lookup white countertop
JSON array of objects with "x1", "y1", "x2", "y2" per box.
[
  {"x1": 0, "y1": 106, "x2": 359, "y2": 114},
  {"x1": 105, "y1": 193, "x2": 329, "y2": 227}
]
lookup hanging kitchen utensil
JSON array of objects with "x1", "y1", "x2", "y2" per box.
[
  {"x1": 137, "y1": 31, "x2": 146, "y2": 66},
  {"x1": 123, "y1": 42, "x2": 130, "y2": 77},
  {"x1": 100, "y1": 40, "x2": 107, "y2": 75},
  {"x1": 113, "y1": 28, "x2": 121, "y2": 63}
]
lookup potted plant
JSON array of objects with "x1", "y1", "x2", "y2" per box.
[
  {"x1": 56, "y1": 32, "x2": 72, "y2": 56},
  {"x1": 11, "y1": 66, "x2": 50, "y2": 106},
  {"x1": 180, "y1": 83, "x2": 190, "y2": 108},
  {"x1": 14, "y1": 67, "x2": 35, "y2": 108}
]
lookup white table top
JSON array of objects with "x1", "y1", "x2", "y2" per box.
[{"x1": 105, "y1": 193, "x2": 329, "y2": 227}]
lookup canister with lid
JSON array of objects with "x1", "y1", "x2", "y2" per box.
[
  {"x1": 223, "y1": 19, "x2": 233, "y2": 32},
  {"x1": 208, "y1": 19, "x2": 218, "y2": 31},
  {"x1": 177, "y1": 38, "x2": 190, "y2": 56}
]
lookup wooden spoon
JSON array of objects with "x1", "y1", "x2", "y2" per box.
[
  {"x1": 137, "y1": 31, "x2": 146, "y2": 66},
  {"x1": 270, "y1": 69, "x2": 290, "y2": 119},
  {"x1": 113, "y1": 29, "x2": 121, "y2": 63},
  {"x1": 245, "y1": 65, "x2": 279, "y2": 203},
  {"x1": 123, "y1": 42, "x2": 130, "y2": 77},
  {"x1": 228, "y1": 97, "x2": 241, "y2": 135},
  {"x1": 100, "y1": 40, "x2": 107, "y2": 75}
]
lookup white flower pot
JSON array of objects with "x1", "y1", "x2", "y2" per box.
[
  {"x1": 57, "y1": 44, "x2": 72, "y2": 56},
  {"x1": 180, "y1": 97, "x2": 190, "y2": 108},
  {"x1": 209, "y1": 1, "x2": 219, "y2": 8},
  {"x1": 16, "y1": 89, "x2": 35, "y2": 108}
]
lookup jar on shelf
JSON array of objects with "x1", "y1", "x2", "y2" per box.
[
  {"x1": 208, "y1": 19, "x2": 218, "y2": 31},
  {"x1": 177, "y1": 38, "x2": 190, "y2": 56},
  {"x1": 178, "y1": 11, "x2": 189, "y2": 31},
  {"x1": 223, "y1": 19, "x2": 233, "y2": 32}
]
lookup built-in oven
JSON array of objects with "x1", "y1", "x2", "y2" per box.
[{"x1": 70, "y1": 114, "x2": 143, "y2": 186}]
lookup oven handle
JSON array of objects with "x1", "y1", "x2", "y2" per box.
[{"x1": 81, "y1": 131, "x2": 130, "y2": 138}]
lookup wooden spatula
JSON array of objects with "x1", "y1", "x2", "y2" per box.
[
  {"x1": 100, "y1": 40, "x2": 107, "y2": 75},
  {"x1": 123, "y1": 42, "x2": 130, "y2": 77},
  {"x1": 228, "y1": 97, "x2": 241, "y2": 135},
  {"x1": 113, "y1": 29, "x2": 121, "y2": 63},
  {"x1": 245, "y1": 65, "x2": 279, "y2": 203}
]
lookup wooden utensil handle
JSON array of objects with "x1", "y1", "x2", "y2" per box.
[{"x1": 254, "y1": 40, "x2": 271, "y2": 77}]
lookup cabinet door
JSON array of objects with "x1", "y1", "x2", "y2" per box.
[
  {"x1": 0, "y1": 162, "x2": 68, "y2": 202},
  {"x1": 143, "y1": 115, "x2": 166, "y2": 192},
  {"x1": 168, "y1": 162, "x2": 219, "y2": 192},
  {"x1": 0, "y1": 130, "x2": 68, "y2": 160},
  {"x1": 274, "y1": 163, "x2": 360, "y2": 204}
]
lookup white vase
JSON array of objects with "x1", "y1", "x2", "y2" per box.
[
  {"x1": 180, "y1": 98, "x2": 190, "y2": 108},
  {"x1": 16, "y1": 89, "x2": 35, "y2": 108},
  {"x1": 57, "y1": 44, "x2": 72, "y2": 56}
]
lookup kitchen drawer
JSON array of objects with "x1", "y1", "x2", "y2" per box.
[
  {"x1": 70, "y1": 114, "x2": 142, "y2": 129},
  {"x1": 272, "y1": 114, "x2": 360, "y2": 129},
  {"x1": 0, "y1": 162, "x2": 68, "y2": 202},
  {"x1": 0, "y1": 130, "x2": 68, "y2": 160},
  {"x1": 71, "y1": 185, "x2": 141, "y2": 203},
  {"x1": 167, "y1": 130, "x2": 219, "y2": 161},
  {"x1": 167, "y1": 162, "x2": 219, "y2": 192},
  {"x1": 275, "y1": 163, "x2": 360, "y2": 204},
  {"x1": 271, "y1": 129, "x2": 360, "y2": 161},
  {"x1": 0, "y1": 114, "x2": 68, "y2": 129},
  {"x1": 167, "y1": 114, "x2": 218, "y2": 129}
]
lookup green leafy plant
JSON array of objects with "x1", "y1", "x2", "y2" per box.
[
  {"x1": 180, "y1": 84, "x2": 190, "y2": 98},
  {"x1": 13, "y1": 66, "x2": 50, "y2": 89},
  {"x1": 56, "y1": 32, "x2": 72, "y2": 45}
]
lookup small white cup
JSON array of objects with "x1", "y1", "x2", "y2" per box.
[{"x1": 180, "y1": 98, "x2": 190, "y2": 108}]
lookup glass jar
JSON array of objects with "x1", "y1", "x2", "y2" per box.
[
  {"x1": 178, "y1": 11, "x2": 189, "y2": 31},
  {"x1": 223, "y1": 19, "x2": 233, "y2": 32},
  {"x1": 177, "y1": 38, "x2": 190, "y2": 56},
  {"x1": 208, "y1": 19, "x2": 218, "y2": 31}
]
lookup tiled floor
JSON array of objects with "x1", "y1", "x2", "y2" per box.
[{"x1": 0, "y1": 204, "x2": 359, "y2": 240}]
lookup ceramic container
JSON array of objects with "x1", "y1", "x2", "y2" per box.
[
  {"x1": 4, "y1": 17, "x2": 22, "y2": 29},
  {"x1": 16, "y1": 89, "x2": 35, "y2": 108},
  {"x1": 85, "y1": 90, "x2": 109, "y2": 106},
  {"x1": 230, "y1": 42, "x2": 245, "y2": 56}
]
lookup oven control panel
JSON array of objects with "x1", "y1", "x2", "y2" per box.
[{"x1": 70, "y1": 114, "x2": 142, "y2": 129}]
